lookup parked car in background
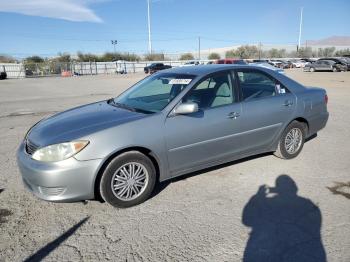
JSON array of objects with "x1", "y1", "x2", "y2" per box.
[
  {"x1": 18, "y1": 65, "x2": 328, "y2": 207},
  {"x1": 0, "y1": 65, "x2": 7, "y2": 80},
  {"x1": 144, "y1": 63, "x2": 172, "y2": 74},
  {"x1": 216, "y1": 59, "x2": 247, "y2": 65},
  {"x1": 269, "y1": 60, "x2": 284, "y2": 68},
  {"x1": 180, "y1": 61, "x2": 200, "y2": 67},
  {"x1": 288, "y1": 59, "x2": 308, "y2": 68},
  {"x1": 318, "y1": 58, "x2": 349, "y2": 71},
  {"x1": 250, "y1": 62, "x2": 285, "y2": 74},
  {"x1": 252, "y1": 59, "x2": 269, "y2": 63},
  {"x1": 304, "y1": 60, "x2": 346, "y2": 72},
  {"x1": 279, "y1": 60, "x2": 294, "y2": 69}
]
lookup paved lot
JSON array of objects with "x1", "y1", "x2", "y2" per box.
[{"x1": 0, "y1": 70, "x2": 349, "y2": 261}]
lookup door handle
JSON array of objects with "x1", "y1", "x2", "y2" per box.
[
  {"x1": 227, "y1": 112, "x2": 240, "y2": 119},
  {"x1": 283, "y1": 100, "x2": 293, "y2": 107}
]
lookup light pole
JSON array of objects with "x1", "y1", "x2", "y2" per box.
[
  {"x1": 198, "y1": 36, "x2": 201, "y2": 61},
  {"x1": 297, "y1": 7, "x2": 303, "y2": 52},
  {"x1": 147, "y1": 0, "x2": 152, "y2": 54},
  {"x1": 111, "y1": 40, "x2": 118, "y2": 60}
]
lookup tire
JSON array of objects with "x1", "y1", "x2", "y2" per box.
[
  {"x1": 309, "y1": 67, "x2": 315, "y2": 72},
  {"x1": 332, "y1": 67, "x2": 338, "y2": 72},
  {"x1": 274, "y1": 121, "x2": 306, "y2": 159},
  {"x1": 100, "y1": 151, "x2": 156, "y2": 208}
]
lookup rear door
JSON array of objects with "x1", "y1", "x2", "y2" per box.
[{"x1": 234, "y1": 69, "x2": 296, "y2": 153}]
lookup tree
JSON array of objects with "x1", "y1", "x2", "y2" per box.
[
  {"x1": 144, "y1": 53, "x2": 166, "y2": 61},
  {"x1": 225, "y1": 45, "x2": 259, "y2": 59},
  {"x1": 236, "y1": 45, "x2": 259, "y2": 59},
  {"x1": 0, "y1": 55, "x2": 17, "y2": 63},
  {"x1": 25, "y1": 55, "x2": 44, "y2": 63},
  {"x1": 56, "y1": 52, "x2": 71, "y2": 62},
  {"x1": 297, "y1": 47, "x2": 313, "y2": 58},
  {"x1": 225, "y1": 49, "x2": 238, "y2": 58},
  {"x1": 208, "y1": 52, "x2": 220, "y2": 60},
  {"x1": 317, "y1": 47, "x2": 335, "y2": 57},
  {"x1": 77, "y1": 52, "x2": 99, "y2": 62},
  {"x1": 267, "y1": 48, "x2": 287, "y2": 58},
  {"x1": 179, "y1": 53, "x2": 195, "y2": 60},
  {"x1": 335, "y1": 48, "x2": 350, "y2": 56}
]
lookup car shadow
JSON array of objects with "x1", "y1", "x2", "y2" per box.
[
  {"x1": 150, "y1": 134, "x2": 318, "y2": 199},
  {"x1": 242, "y1": 175, "x2": 326, "y2": 262},
  {"x1": 24, "y1": 217, "x2": 89, "y2": 262},
  {"x1": 150, "y1": 152, "x2": 272, "y2": 199}
]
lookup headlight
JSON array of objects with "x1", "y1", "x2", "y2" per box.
[{"x1": 32, "y1": 141, "x2": 89, "y2": 162}]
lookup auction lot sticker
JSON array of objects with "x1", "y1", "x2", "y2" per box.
[{"x1": 169, "y1": 79, "x2": 192, "y2": 85}]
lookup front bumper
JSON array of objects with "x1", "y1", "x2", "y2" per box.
[{"x1": 17, "y1": 141, "x2": 103, "y2": 202}]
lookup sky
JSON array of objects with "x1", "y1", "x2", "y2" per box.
[{"x1": 0, "y1": 0, "x2": 349, "y2": 58}]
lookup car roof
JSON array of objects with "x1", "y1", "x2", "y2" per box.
[
  {"x1": 163, "y1": 64, "x2": 270, "y2": 76},
  {"x1": 160, "y1": 64, "x2": 306, "y2": 93}
]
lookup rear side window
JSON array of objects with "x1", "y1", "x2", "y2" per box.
[{"x1": 237, "y1": 70, "x2": 289, "y2": 101}]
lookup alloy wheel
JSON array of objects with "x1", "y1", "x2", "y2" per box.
[
  {"x1": 110, "y1": 162, "x2": 149, "y2": 201},
  {"x1": 284, "y1": 128, "x2": 303, "y2": 154}
]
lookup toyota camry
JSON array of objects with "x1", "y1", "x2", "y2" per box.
[{"x1": 17, "y1": 65, "x2": 329, "y2": 207}]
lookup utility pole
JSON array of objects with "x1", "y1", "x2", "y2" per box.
[
  {"x1": 111, "y1": 40, "x2": 117, "y2": 60},
  {"x1": 198, "y1": 36, "x2": 201, "y2": 61},
  {"x1": 258, "y1": 42, "x2": 262, "y2": 60},
  {"x1": 298, "y1": 7, "x2": 303, "y2": 52},
  {"x1": 147, "y1": 0, "x2": 152, "y2": 54}
]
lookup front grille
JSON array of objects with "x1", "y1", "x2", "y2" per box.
[{"x1": 25, "y1": 139, "x2": 39, "y2": 155}]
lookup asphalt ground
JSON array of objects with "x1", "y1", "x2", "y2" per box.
[{"x1": 0, "y1": 70, "x2": 349, "y2": 261}]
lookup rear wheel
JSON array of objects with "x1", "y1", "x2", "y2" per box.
[
  {"x1": 332, "y1": 67, "x2": 338, "y2": 72},
  {"x1": 310, "y1": 67, "x2": 315, "y2": 72},
  {"x1": 274, "y1": 121, "x2": 306, "y2": 159},
  {"x1": 100, "y1": 151, "x2": 156, "y2": 208}
]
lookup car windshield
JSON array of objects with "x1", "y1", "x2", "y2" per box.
[{"x1": 113, "y1": 73, "x2": 196, "y2": 113}]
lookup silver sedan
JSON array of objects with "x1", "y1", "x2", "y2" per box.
[{"x1": 17, "y1": 65, "x2": 329, "y2": 207}]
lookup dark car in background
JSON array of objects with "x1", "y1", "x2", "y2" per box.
[
  {"x1": 318, "y1": 58, "x2": 349, "y2": 71},
  {"x1": 304, "y1": 59, "x2": 346, "y2": 72},
  {"x1": 144, "y1": 63, "x2": 172, "y2": 74},
  {"x1": 0, "y1": 65, "x2": 7, "y2": 80}
]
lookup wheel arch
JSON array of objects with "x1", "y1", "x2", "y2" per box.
[
  {"x1": 293, "y1": 117, "x2": 309, "y2": 135},
  {"x1": 93, "y1": 146, "x2": 161, "y2": 201}
]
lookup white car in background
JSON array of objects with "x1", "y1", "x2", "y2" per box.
[
  {"x1": 180, "y1": 61, "x2": 199, "y2": 67},
  {"x1": 250, "y1": 62, "x2": 285, "y2": 74},
  {"x1": 289, "y1": 60, "x2": 309, "y2": 68}
]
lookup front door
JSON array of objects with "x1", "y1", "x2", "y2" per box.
[{"x1": 164, "y1": 71, "x2": 242, "y2": 174}]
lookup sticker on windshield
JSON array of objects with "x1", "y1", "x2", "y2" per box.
[{"x1": 169, "y1": 79, "x2": 192, "y2": 85}]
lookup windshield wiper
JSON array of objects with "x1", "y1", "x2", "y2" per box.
[{"x1": 107, "y1": 99, "x2": 154, "y2": 114}]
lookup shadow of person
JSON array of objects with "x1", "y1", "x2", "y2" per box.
[{"x1": 242, "y1": 175, "x2": 326, "y2": 262}]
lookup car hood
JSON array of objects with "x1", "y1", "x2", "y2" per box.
[{"x1": 27, "y1": 101, "x2": 146, "y2": 147}]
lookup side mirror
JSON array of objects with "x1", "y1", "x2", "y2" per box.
[{"x1": 173, "y1": 102, "x2": 198, "y2": 115}]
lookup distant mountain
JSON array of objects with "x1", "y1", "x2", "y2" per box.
[{"x1": 306, "y1": 36, "x2": 350, "y2": 46}]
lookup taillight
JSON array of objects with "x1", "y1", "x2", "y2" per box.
[{"x1": 325, "y1": 94, "x2": 328, "y2": 104}]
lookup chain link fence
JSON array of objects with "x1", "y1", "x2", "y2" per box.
[{"x1": 1, "y1": 60, "x2": 213, "y2": 79}]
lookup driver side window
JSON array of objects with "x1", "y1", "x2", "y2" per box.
[{"x1": 183, "y1": 72, "x2": 235, "y2": 109}]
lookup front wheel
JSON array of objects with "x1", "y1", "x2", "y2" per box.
[
  {"x1": 332, "y1": 67, "x2": 338, "y2": 72},
  {"x1": 100, "y1": 151, "x2": 156, "y2": 208},
  {"x1": 309, "y1": 67, "x2": 315, "y2": 72},
  {"x1": 274, "y1": 121, "x2": 306, "y2": 159}
]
